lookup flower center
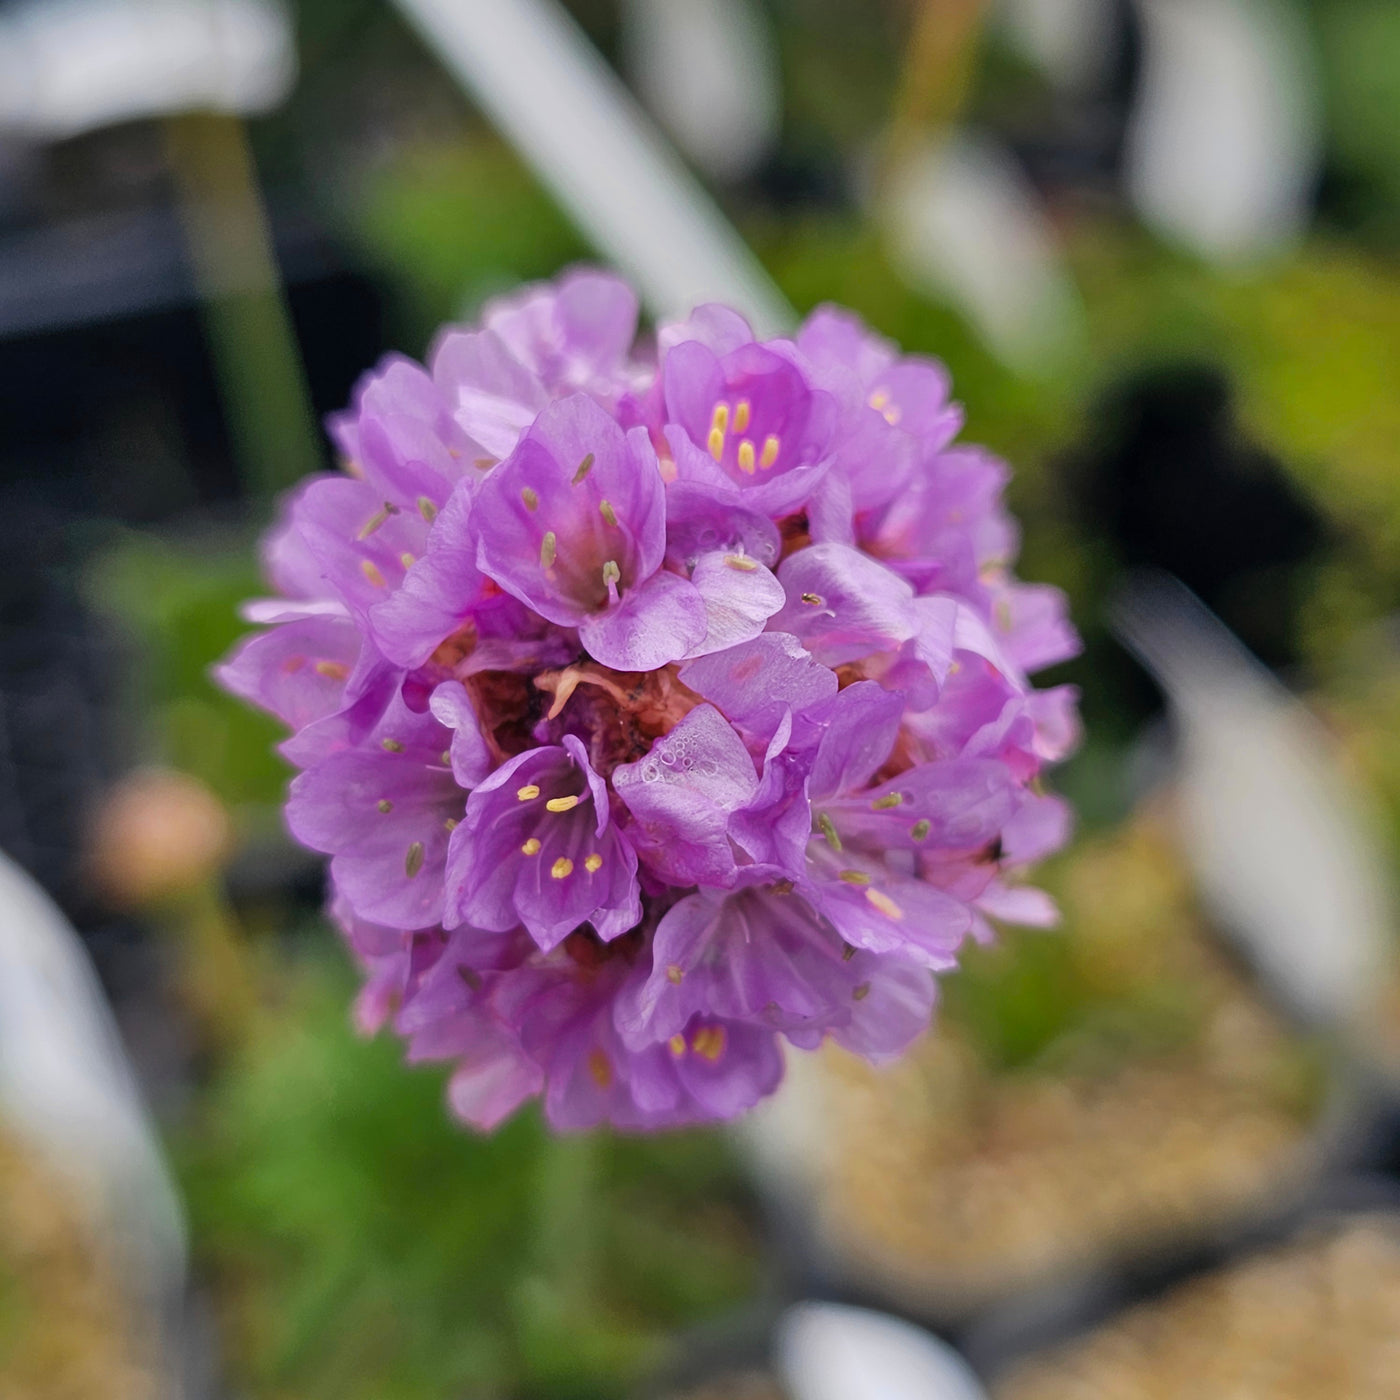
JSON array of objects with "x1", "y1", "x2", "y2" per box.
[
  {"x1": 534, "y1": 662, "x2": 702, "y2": 778},
  {"x1": 706, "y1": 397, "x2": 783, "y2": 480}
]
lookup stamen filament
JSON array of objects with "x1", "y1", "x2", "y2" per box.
[
  {"x1": 357, "y1": 502, "x2": 398, "y2": 539},
  {"x1": 866, "y1": 888, "x2": 904, "y2": 919}
]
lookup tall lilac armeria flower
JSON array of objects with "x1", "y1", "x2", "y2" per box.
[{"x1": 217, "y1": 269, "x2": 1080, "y2": 1132}]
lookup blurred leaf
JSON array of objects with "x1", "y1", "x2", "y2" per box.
[
  {"x1": 354, "y1": 140, "x2": 590, "y2": 347},
  {"x1": 180, "y1": 939, "x2": 761, "y2": 1400},
  {"x1": 84, "y1": 530, "x2": 290, "y2": 809}
]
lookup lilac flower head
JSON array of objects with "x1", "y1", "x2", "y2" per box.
[{"x1": 216, "y1": 268, "x2": 1080, "y2": 1133}]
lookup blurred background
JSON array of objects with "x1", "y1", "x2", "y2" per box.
[{"x1": 1, "y1": 0, "x2": 1399, "y2": 1395}]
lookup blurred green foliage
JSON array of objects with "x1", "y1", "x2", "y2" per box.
[
  {"x1": 180, "y1": 941, "x2": 763, "y2": 1400},
  {"x1": 356, "y1": 141, "x2": 590, "y2": 351},
  {"x1": 1317, "y1": 0, "x2": 1400, "y2": 240},
  {"x1": 84, "y1": 530, "x2": 290, "y2": 814}
]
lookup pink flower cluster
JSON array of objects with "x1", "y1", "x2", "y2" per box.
[{"x1": 217, "y1": 269, "x2": 1079, "y2": 1131}]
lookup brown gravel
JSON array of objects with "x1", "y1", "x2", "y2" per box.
[
  {"x1": 0, "y1": 1131, "x2": 159, "y2": 1400},
  {"x1": 793, "y1": 815, "x2": 1331, "y2": 1314},
  {"x1": 994, "y1": 1216, "x2": 1400, "y2": 1400}
]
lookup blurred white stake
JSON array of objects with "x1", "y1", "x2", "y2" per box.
[
  {"x1": 0, "y1": 0, "x2": 296, "y2": 139},
  {"x1": 621, "y1": 0, "x2": 780, "y2": 183},
  {"x1": 0, "y1": 851, "x2": 186, "y2": 1382},
  {"x1": 392, "y1": 0, "x2": 793, "y2": 334},
  {"x1": 1113, "y1": 577, "x2": 1395, "y2": 1031},
  {"x1": 1126, "y1": 0, "x2": 1321, "y2": 260},
  {"x1": 777, "y1": 1302, "x2": 990, "y2": 1400},
  {"x1": 883, "y1": 130, "x2": 1085, "y2": 374}
]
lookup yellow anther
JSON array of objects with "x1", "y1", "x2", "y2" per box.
[
  {"x1": 883, "y1": 405, "x2": 902, "y2": 426},
  {"x1": 710, "y1": 401, "x2": 730, "y2": 435},
  {"x1": 760, "y1": 434, "x2": 780, "y2": 469},
  {"x1": 601, "y1": 559, "x2": 621, "y2": 588},
  {"x1": 361, "y1": 559, "x2": 386, "y2": 588},
  {"x1": 666, "y1": 964, "x2": 684, "y2": 985},
  {"x1": 853, "y1": 982, "x2": 871, "y2": 1001},
  {"x1": 417, "y1": 496, "x2": 438, "y2": 522},
  {"x1": 540, "y1": 531, "x2": 557, "y2": 569},
  {"x1": 400, "y1": 552, "x2": 416, "y2": 570},
  {"x1": 546, "y1": 794, "x2": 581, "y2": 813},
  {"x1": 584, "y1": 853, "x2": 603, "y2": 873},
  {"x1": 691, "y1": 1025, "x2": 727, "y2": 1061},
  {"x1": 801, "y1": 592, "x2": 823, "y2": 606},
  {"x1": 444, "y1": 817, "x2": 459, "y2": 832},
  {"x1": 817, "y1": 812, "x2": 842, "y2": 852},
  {"x1": 377, "y1": 799, "x2": 393, "y2": 814},
  {"x1": 733, "y1": 399, "x2": 751, "y2": 433},
  {"x1": 866, "y1": 888, "x2": 904, "y2": 920},
  {"x1": 707, "y1": 425, "x2": 725, "y2": 461},
  {"x1": 314, "y1": 660, "x2": 349, "y2": 681},
  {"x1": 521, "y1": 838, "x2": 542, "y2": 856},
  {"x1": 599, "y1": 499, "x2": 618, "y2": 526},
  {"x1": 871, "y1": 792, "x2": 903, "y2": 810},
  {"x1": 521, "y1": 487, "x2": 539, "y2": 511},
  {"x1": 516, "y1": 784, "x2": 541, "y2": 801},
  {"x1": 572, "y1": 452, "x2": 595, "y2": 484},
  {"x1": 737, "y1": 439, "x2": 756, "y2": 474},
  {"x1": 668, "y1": 1033, "x2": 687, "y2": 1056},
  {"x1": 404, "y1": 842, "x2": 425, "y2": 878},
  {"x1": 910, "y1": 819, "x2": 931, "y2": 841},
  {"x1": 724, "y1": 553, "x2": 758, "y2": 572},
  {"x1": 839, "y1": 869, "x2": 871, "y2": 885},
  {"x1": 868, "y1": 389, "x2": 890, "y2": 410},
  {"x1": 381, "y1": 738, "x2": 404, "y2": 753},
  {"x1": 551, "y1": 857, "x2": 574, "y2": 880}
]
